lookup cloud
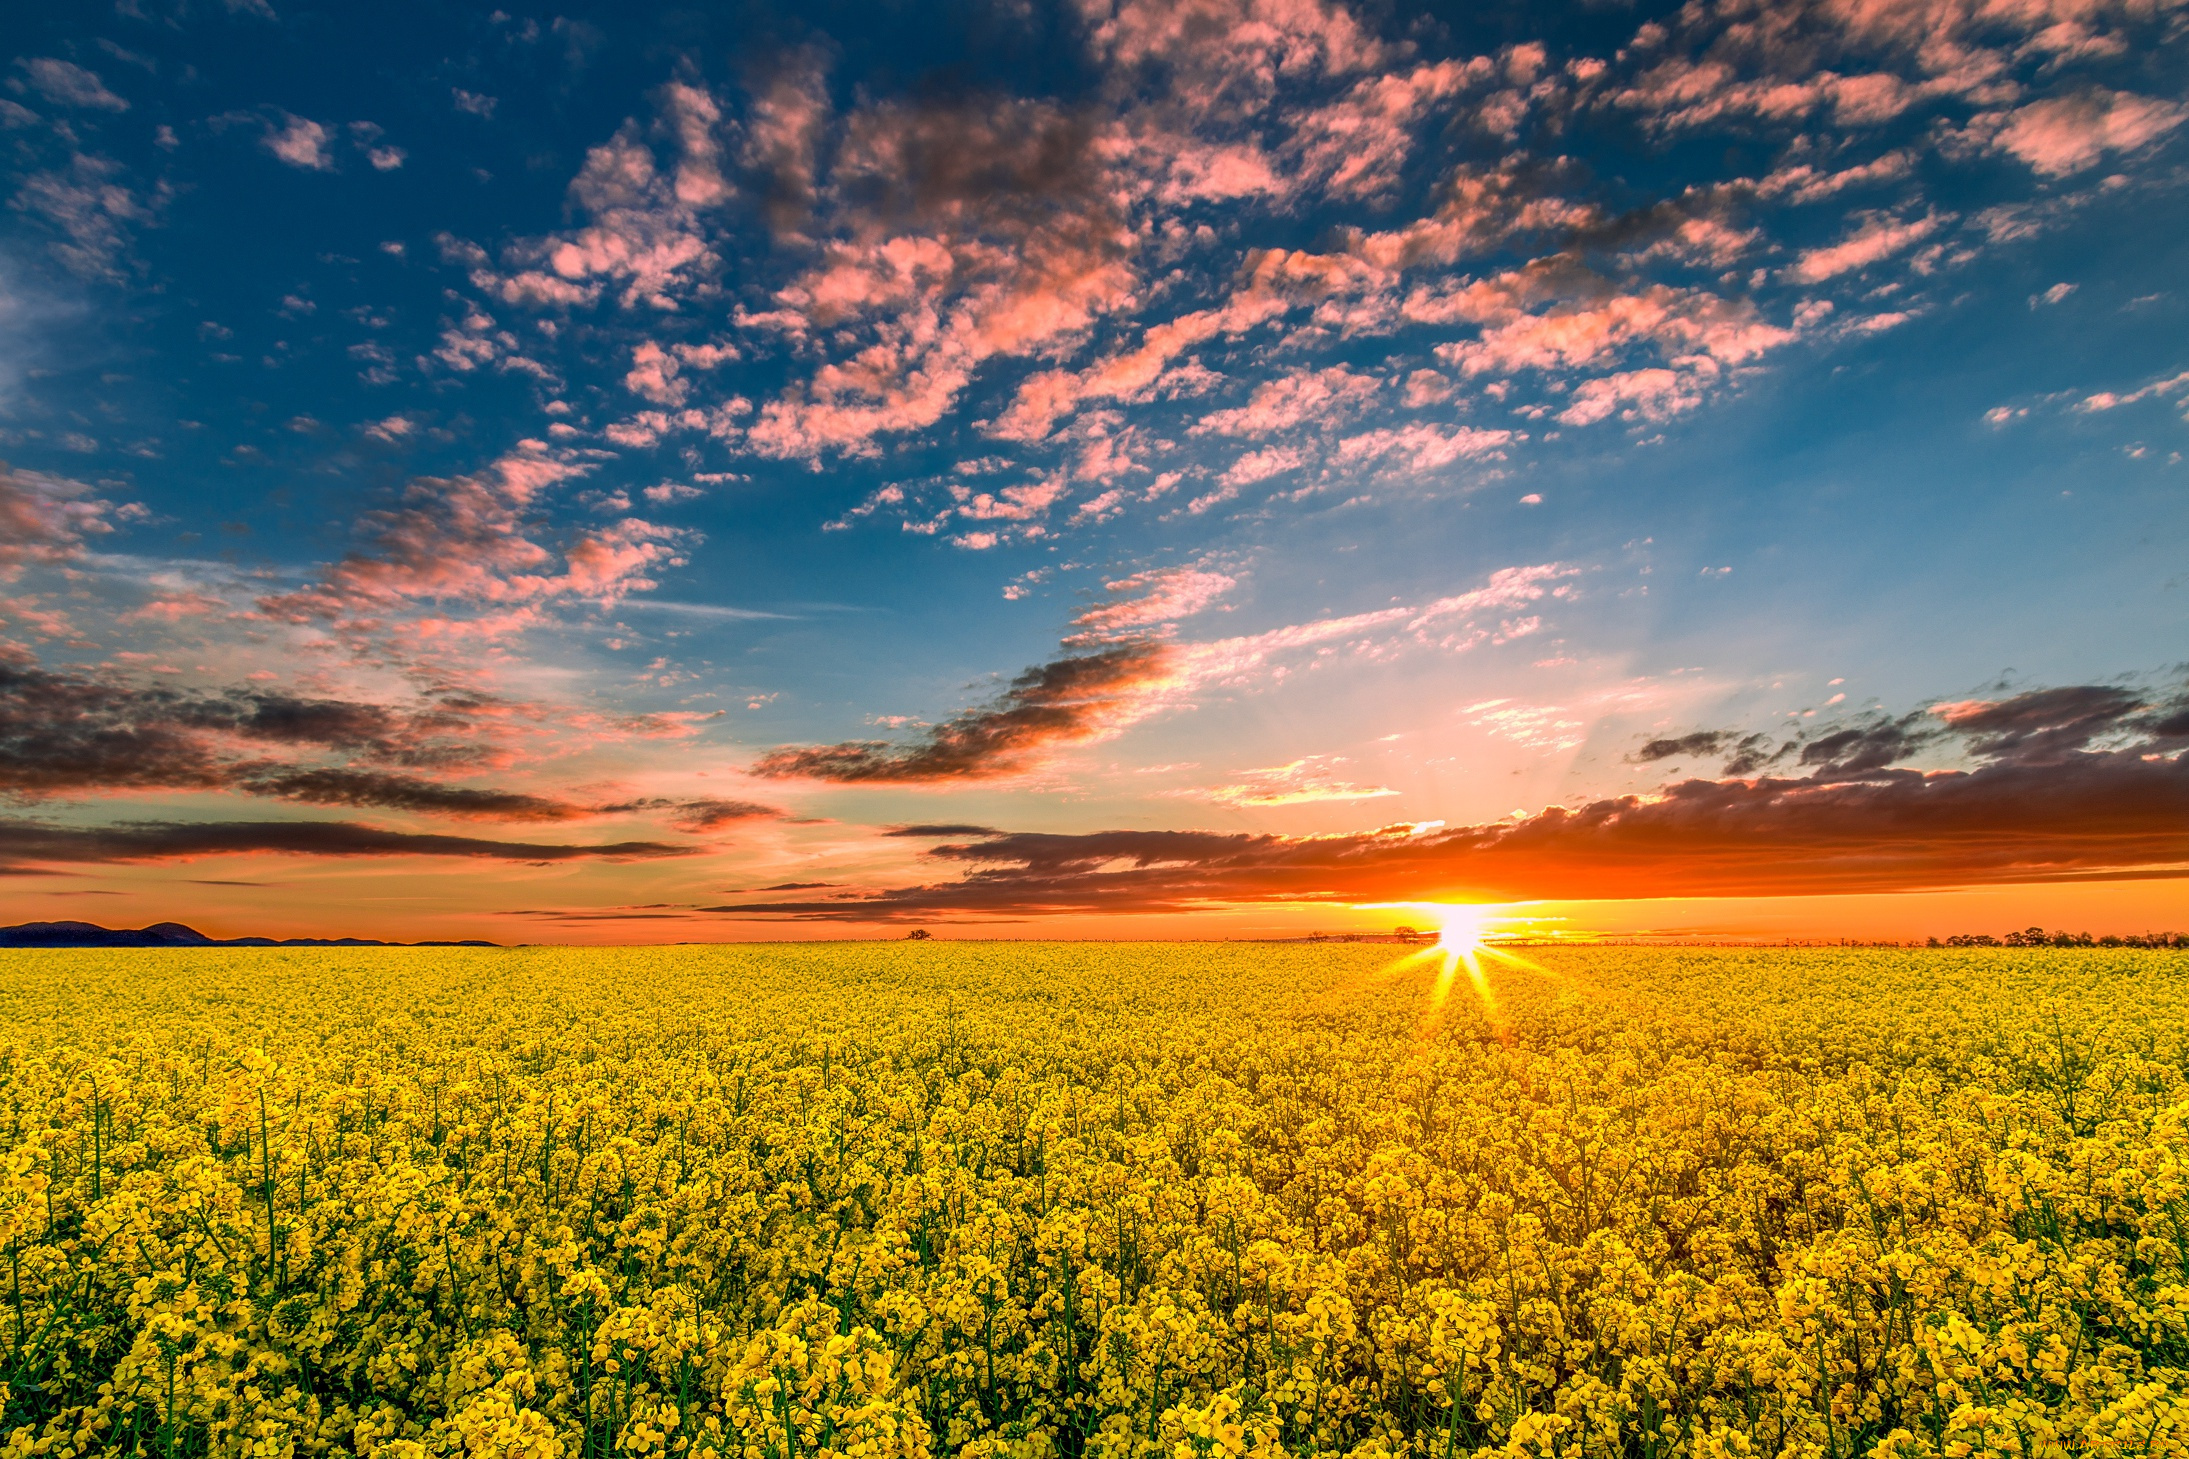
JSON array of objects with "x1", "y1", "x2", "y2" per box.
[
  {"x1": 1428, "y1": 273, "x2": 1794, "y2": 378},
  {"x1": 1195, "y1": 756, "x2": 1397, "y2": 806},
  {"x1": 756, "y1": 563, "x2": 1572, "y2": 782},
  {"x1": 258, "y1": 447, "x2": 685, "y2": 638},
  {"x1": 1067, "y1": 567, "x2": 1235, "y2": 639},
  {"x1": 1190, "y1": 365, "x2": 1380, "y2": 436},
  {"x1": 742, "y1": 94, "x2": 1138, "y2": 460},
  {"x1": 1785, "y1": 211, "x2": 1944, "y2": 283},
  {"x1": 727, "y1": 682, "x2": 2189, "y2": 918},
  {"x1": 1286, "y1": 58, "x2": 1487, "y2": 199},
  {"x1": 0, "y1": 467, "x2": 133, "y2": 578},
  {"x1": 752, "y1": 640, "x2": 1178, "y2": 782},
  {"x1": 1796, "y1": 714, "x2": 1940, "y2": 777},
  {"x1": 1930, "y1": 684, "x2": 2149, "y2": 763},
  {"x1": 264, "y1": 114, "x2": 334, "y2": 170},
  {"x1": 1080, "y1": 0, "x2": 1391, "y2": 115},
  {"x1": 0, "y1": 660, "x2": 775, "y2": 836},
  {"x1": 656, "y1": 798, "x2": 783, "y2": 831},
  {"x1": 9, "y1": 154, "x2": 152, "y2": 280},
  {"x1": 18, "y1": 59, "x2": 128, "y2": 112},
  {"x1": 471, "y1": 88, "x2": 732, "y2": 312},
  {"x1": 1633, "y1": 730, "x2": 1729, "y2": 762},
  {"x1": 1557, "y1": 365, "x2": 1714, "y2": 427},
  {"x1": 2079, "y1": 368, "x2": 2189, "y2": 413},
  {"x1": 0, "y1": 819, "x2": 695, "y2": 871},
  {"x1": 740, "y1": 50, "x2": 831, "y2": 234},
  {"x1": 1994, "y1": 89, "x2": 2186, "y2": 176},
  {"x1": 1218, "y1": 445, "x2": 1303, "y2": 487},
  {"x1": 235, "y1": 767, "x2": 596, "y2": 821},
  {"x1": 1335, "y1": 423, "x2": 1514, "y2": 471}
]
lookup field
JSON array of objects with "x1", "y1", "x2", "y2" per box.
[{"x1": 3, "y1": 943, "x2": 2188, "y2": 1459}]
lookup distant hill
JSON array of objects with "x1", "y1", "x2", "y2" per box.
[{"x1": 0, "y1": 920, "x2": 497, "y2": 949}]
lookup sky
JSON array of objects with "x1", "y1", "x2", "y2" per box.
[{"x1": 1, "y1": 0, "x2": 2185, "y2": 942}]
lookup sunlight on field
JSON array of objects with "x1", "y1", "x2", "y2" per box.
[{"x1": 3, "y1": 942, "x2": 2187, "y2": 1458}]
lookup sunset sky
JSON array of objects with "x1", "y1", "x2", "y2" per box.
[{"x1": 2, "y1": 0, "x2": 2185, "y2": 941}]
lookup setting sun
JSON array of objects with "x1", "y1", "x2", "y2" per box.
[{"x1": 1435, "y1": 904, "x2": 1490, "y2": 954}]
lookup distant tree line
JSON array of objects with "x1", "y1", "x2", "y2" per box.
[{"x1": 1931, "y1": 926, "x2": 2187, "y2": 949}]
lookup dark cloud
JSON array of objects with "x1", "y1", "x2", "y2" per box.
[
  {"x1": 883, "y1": 823, "x2": 1003, "y2": 837},
  {"x1": 1720, "y1": 731, "x2": 1779, "y2": 777},
  {"x1": 0, "y1": 662, "x2": 763, "y2": 831},
  {"x1": 0, "y1": 663, "x2": 230, "y2": 796},
  {"x1": 1937, "y1": 685, "x2": 2147, "y2": 764},
  {"x1": 1796, "y1": 712, "x2": 1938, "y2": 778},
  {"x1": 724, "y1": 754, "x2": 2189, "y2": 919},
  {"x1": 752, "y1": 640, "x2": 1174, "y2": 782},
  {"x1": 182, "y1": 691, "x2": 406, "y2": 749},
  {"x1": 1633, "y1": 730, "x2": 1728, "y2": 762},
  {"x1": 0, "y1": 664, "x2": 491, "y2": 799},
  {"x1": 237, "y1": 767, "x2": 590, "y2": 821},
  {"x1": 729, "y1": 681, "x2": 2189, "y2": 920},
  {"x1": 0, "y1": 818, "x2": 696, "y2": 869},
  {"x1": 661, "y1": 798, "x2": 784, "y2": 831},
  {"x1": 1646, "y1": 686, "x2": 2168, "y2": 784},
  {"x1": 833, "y1": 95, "x2": 1109, "y2": 236}
]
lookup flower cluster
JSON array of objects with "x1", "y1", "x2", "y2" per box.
[{"x1": 1, "y1": 943, "x2": 2186, "y2": 1458}]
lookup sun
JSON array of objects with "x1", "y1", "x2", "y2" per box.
[{"x1": 1435, "y1": 904, "x2": 1489, "y2": 955}]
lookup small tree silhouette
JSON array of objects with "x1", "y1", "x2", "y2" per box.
[{"x1": 904, "y1": 928, "x2": 932, "y2": 941}]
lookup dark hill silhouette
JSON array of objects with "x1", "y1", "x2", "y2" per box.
[{"x1": 0, "y1": 920, "x2": 496, "y2": 949}]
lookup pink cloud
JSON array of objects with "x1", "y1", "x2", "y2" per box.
[
  {"x1": 1069, "y1": 568, "x2": 1236, "y2": 639},
  {"x1": 1752, "y1": 150, "x2": 1915, "y2": 204},
  {"x1": 2078, "y1": 369, "x2": 2189, "y2": 413},
  {"x1": 21, "y1": 59, "x2": 129, "y2": 113},
  {"x1": 741, "y1": 53, "x2": 832, "y2": 234},
  {"x1": 990, "y1": 287, "x2": 1289, "y2": 443},
  {"x1": 0, "y1": 466, "x2": 132, "y2": 579},
  {"x1": 1346, "y1": 165, "x2": 1595, "y2": 272},
  {"x1": 1287, "y1": 58, "x2": 1486, "y2": 199},
  {"x1": 740, "y1": 97, "x2": 1142, "y2": 460},
  {"x1": 1433, "y1": 280, "x2": 1793, "y2": 378},
  {"x1": 1080, "y1": 0, "x2": 1392, "y2": 116},
  {"x1": 1557, "y1": 363, "x2": 1717, "y2": 426},
  {"x1": 1192, "y1": 365, "x2": 1381, "y2": 436},
  {"x1": 1176, "y1": 562, "x2": 1576, "y2": 683},
  {"x1": 1784, "y1": 210, "x2": 1945, "y2": 283},
  {"x1": 258, "y1": 448, "x2": 685, "y2": 636},
  {"x1": 1334, "y1": 423, "x2": 1515, "y2": 471},
  {"x1": 1994, "y1": 89, "x2": 2186, "y2": 176},
  {"x1": 1218, "y1": 445, "x2": 1304, "y2": 488},
  {"x1": 264, "y1": 114, "x2": 333, "y2": 170}
]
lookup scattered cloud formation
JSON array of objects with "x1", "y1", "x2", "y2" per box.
[
  {"x1": 729, "y1": 683, "x2": 2189, "y2": 917},
  {"x1": 756, "y1": 563, "x2": 1572, "y2": 782},
  {"x1": 1, "y1": 0, "x2": 2184, "y2": 933},
  {"x1": 0, "y1": 467, "x2": 135, "y2": 577},
  {"x1": 0, "y1": 662, "x2": 769, "y2": 836}
]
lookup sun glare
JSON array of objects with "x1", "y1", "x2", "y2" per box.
[{"x1": 1436, "y1": 904, "x2": 1488, "y2": 954}]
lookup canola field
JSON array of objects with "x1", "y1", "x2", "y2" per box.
[{"x1": 3, "y1": 943, "x2": 2188, "y2": 1459}]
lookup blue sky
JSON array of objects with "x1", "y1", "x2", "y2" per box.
[{"x1": 2, "y1": 0, "x2": 2186, "y2": 937}]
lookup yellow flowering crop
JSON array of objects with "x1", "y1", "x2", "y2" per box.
[{"x1": 1, "y1": 942, "x2": 2186, "y2": 1459}]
